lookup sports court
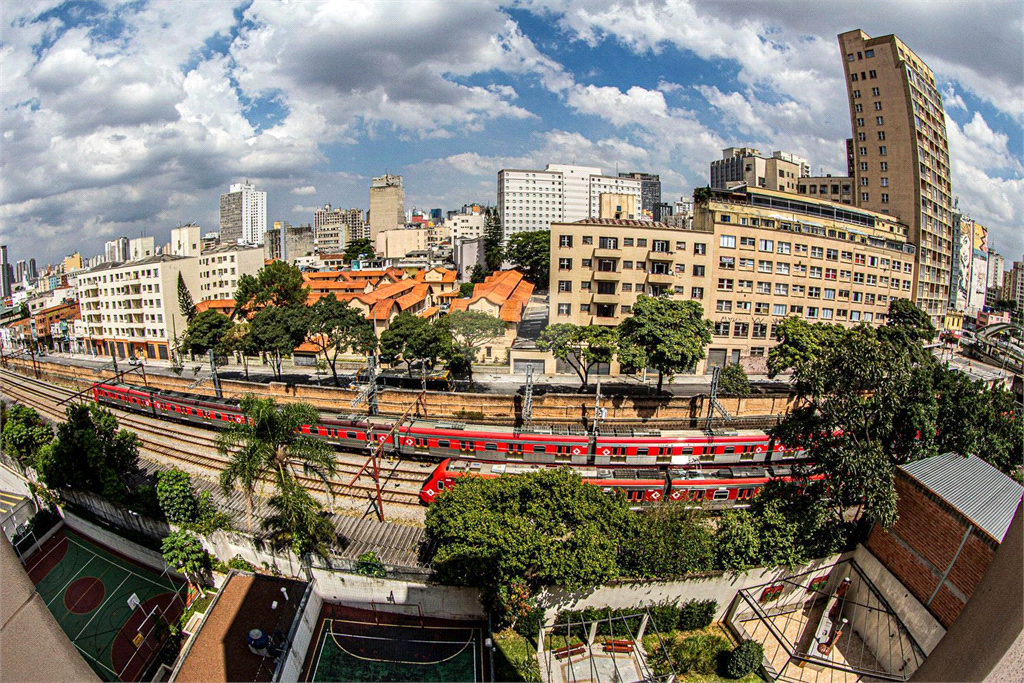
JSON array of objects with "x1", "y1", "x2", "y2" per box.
[
  {"x1": 23, "y1": 527, "x2": 186, "y2": 682},
  {"x1": 302, "y1": 603, "x2": 489, "y2": 682}
]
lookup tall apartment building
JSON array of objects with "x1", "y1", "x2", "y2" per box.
[
  {"x1": 76, "y1": 254, "x2": 199, "y2": 361},
  {"x1": 0, "y1": 245, "x2": 11, "y2": 298},
  {"x1": 1005, "y1": 261, "x2": 1024, "y2": 311},
  {"x1": 170, "y1": 224, "x2": 201, "y2": 257},
  {"x1": 447, "y1": 210, "x2": 486, "y2": 242},
  {"x1": 129, "y1": 237, "x2": 155, "y2": 261},
  {"x1": 14, "y1": 260, "x2": 26, "y2": 284},
  {"x1": 220, "y1": 180, "x2": 267, "y2": 246},
  {"x1": 618, "y1": 172, "x2": 661, "y2": 215},
  {"x1": 987, "y1": 251, "x2": 1005, "y2": 290},
  {"x1": 27, "y1": 258, "x2": 37, "y2": 281},
  {"x1": 104, "y1": 237, "x2": 130, "y2": 264},
  {"x1": 949, "y1": 213, "x2": 989, "y2": 314},
  {"x1": 549, "y1": 187, "x2": 914, "y2": 373},
  {"x1": 838, "y1": 30, "x2": 953, "y2": 324},
  {"x1": 710, "y1": 148, "x2": 808, "y2": 192},
  {"x1": 797, "y1": 175, "x2": 854, "y2": 204},
  {"x1": 368, "y1": 175, "x2": 405, "y2": 240},
  {"x1": 314, "y1": 204, "x2": 364, "y2": 252},
  {"x1": 196, "y1": 245, "x2": 264, "y2": 301},
  {"x1": 589, "y1": 175, "x2": 642, "y2": 219},
  {"x1": 497, "y1": 164, "x2": 640, "y2": 242},
  {"x1": 265, "y1": 222, "x2": 315, "y2": 263}
]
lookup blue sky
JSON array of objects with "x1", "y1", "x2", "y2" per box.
[{"x1": 2, "y1": 0, "x2": 1022, "y2": 268}]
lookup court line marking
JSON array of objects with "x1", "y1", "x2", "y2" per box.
[
  {"x1": 65, "y1": 533, "x2": 182, "y2": 593},
  {"x1": 44, "y1": 555, "x2": 96, "y2": 609},
  {"x1": 72, "y1": 641, "x2": 119, "y2": 679},
  {"x1": 74, "y1": 574, "x2": 131, "y2": 642},
  {"x1": 321, "y1": 617, "x2": 482, "y2": 674},
  {"x1": 24, "y1": 533, "x2": 70, "y2": 576}
]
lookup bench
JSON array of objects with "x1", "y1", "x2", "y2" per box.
[
  {"x1": 603, "y1": 640, "x2": 634, "y2": 653},
  {"x1": 553, "y1": 645, "x2": 586, "y2": 660}
]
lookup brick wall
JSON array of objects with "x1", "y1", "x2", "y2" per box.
[{"x1": 865, "y1": 473, "x2": 997, "y2": 628}]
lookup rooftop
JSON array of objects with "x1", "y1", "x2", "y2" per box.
[{"x1": 899, "y1": 452, "x2": 1023, "y2": 543}]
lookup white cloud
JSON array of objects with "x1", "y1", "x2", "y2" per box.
[{"x1": 291, "y1": 186, "x2": 317, "y2": 196}]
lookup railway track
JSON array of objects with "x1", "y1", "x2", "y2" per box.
[{"x1": 1, "y1": 368, "x2": 431, "y2": 515}]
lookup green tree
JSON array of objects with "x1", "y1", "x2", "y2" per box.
[
  {"x1": 718, "y1": 363, "x2": 750, "y2": 397},
  {"x1": 618, "y1": 503, "x2": 716, "y2": 578},
  {"x1": 0, "y1": 404, "x2": 53, "y2": 466},
  {"x1": 262, "y1": 476, "x2": 336, "y2": 557},
  {"x1": 617, "y1": 296, "x2": 713, "y2": 392},
  {"x1": 536, "y1": 323, "x2": 617, "y2": 390},
  {"x1": 884, "y1": 298, "x2": 936, "y2": 344},
  {"x1": 217, "y1": 397, "x2": 337, "y2": 536},
  {"x1": 439, "y1": 310, "x2": 505, "y2": 365},
  {"x1": 35, "y1": 404, "x2": 140, "y2": 504},
  {"x1": 233, "y1": 260, "x2": 310, "y2": 317},
  {"x1": 766, "y1": 317, "x2": 847, "y2": 378},
  {"x1": 770, "y1": 325, "x2": 937, "y2": 529},
  {"x1": 177, "y1": 272, "x2": 197, "y2": 324},
  {"x1": 220, "y1": 321, "x2": 254, "y2": 378},
  {"x1": 161, "y1": 530, "x2": 211, "y2": 587},
  {"x1": 483, "y1": 209, "x2": 504, "y2": 272},
  {"x1": 379, "y1": 313, "x2": 454, "y2": 377},
  {"x1": 469, "y1": 264, "x2": 487, "y2": 283},
  {"x1": 248, "y1": 306, "x2": 309, "y2": 379},
  {"x1": 182, "y1": 310, "x2": 235, "y2": 357},
  {"x1": 355, "y1": 551, "x2": 387, "y2": 578},
  {"x1": 343, "y1": 238, "x2": 375, "y2": 263},
  {"x1": 504, "y1": 230, "x2": 550, "y2": 287},
  {"x1": 457, "y1": 282, "x2": 475, "y2": 298},
  {"x1": 306, "y1": 296, "x2": 377, "y2": 386},
  {"x1": 426, "y1": 467, "x2": 631, "y2": 621},
  {"x1": 932, "y1": 365, "x2": 1023, "y2": 480},
  {"x1": 156, "y1": 469, "x2": 199, "y2": 525}
]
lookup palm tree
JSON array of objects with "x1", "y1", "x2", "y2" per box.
[
  {"x1": 217, "y1": 396, "x2": 337, "y2": 540},
  {"x1": 263, "y1": 477, "x2": 337, "y2": 557}
]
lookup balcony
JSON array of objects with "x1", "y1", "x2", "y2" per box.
[
  {"x1": 647, "y1": 272, "x2": 675, "y2": 285},
  {"x1": 593, "y1": 248, "x2": 620, "y2": 259},
  {"x1": 592, "y1": 270, "x2": 619, "y2": 282},
  {"x1": 648, "y1": 250, "x2": 674, "y2": 261},
  {"x1": 592, "y1": 292, "x2": 619, "y2": 305}
]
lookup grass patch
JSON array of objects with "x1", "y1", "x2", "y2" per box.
[
  {"x1": 493, "y1": 628, "x2": 540, "y2": 682},
  {"x1": 645, "y1": 623, "x2": 764, "y2": 682}
]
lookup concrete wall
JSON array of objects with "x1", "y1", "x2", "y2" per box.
[
  {"x1": 277, "y1": 584, "x2": 323, "y2": 683},
  {"x1": 538, "y1": 554, "x2": 844, "y2": 622},
  {"x1": 309, "y1": 567, "x2": 485, "y2": 621},
  {"x1": 198, "y1": 529, "x2": 307, "y2": 579},
  {"x1": 62, "y1": 511, "x2": 186, "y2": 581},
  {"x1": 852, "y1": 544, "x2": 945, "y2": 654}
]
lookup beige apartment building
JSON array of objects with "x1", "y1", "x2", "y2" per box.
[
  {"x1": 797, "y1": 175, "x2": 854, "y2": 205},
  {"x1": 368, "y1": 175, "x2": 405, "y2": 240},
  {"x1": 838, "y1": 30, "x2": 953, "y2": 325},
  {"x1": 710, "y1": 147, "x2": 808, "y2": 193},
  {"x1": 77, "y1": 254, "x2": 199, "y2": 361},
  {"x1": 196, "y1": 245, "x2": 264, "y2": 302},
  {"x1": 547, "y1": 186, "x2": 915, "y2": 373}
]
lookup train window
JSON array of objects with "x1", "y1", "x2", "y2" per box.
[
  {"x1": 699, "y1": 453, "x2": 715, "y2": 462},
  {"x1": 438, "y1": 440, "x2": 450, "y2": 448},
  {"x1": 740, "y1": 450, "x2": 755, "y2": 461},
  {"x1": 636, "y1": 447, "x2": 648, "y2": 455},
  {"x1": 485, "y1": 443, "x2": 497, "y2": 451},
  {"x1": 682, "y1": 447, "x2": 694, "y2": 456},
  {"x1": 436, "y1": 481, "x2": 445, "y2": 490},
  {"x1": 346, "y1": 431, "x2": 357, "y2": 439},
  {"x1": 725, "y1": 446, "x2": 736, "y2": 454},
  {"x1": 713, "y1": 489, "x2": 730, "y2": 501}
]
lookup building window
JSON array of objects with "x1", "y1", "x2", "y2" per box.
[
  {"x1": 758, "y1": 260, "x2": 773, "y2": 273},
  {"x1": 558, "y1": 258, "x2": 572, "y2": 270},
  {"x1": 872, "y1": 87, "x2": 880, "y2": 96},
  {"x1": 719, "y1": 256, "x2": 735, "y2": 270},
  {"x1": 720, "y1": 235, "x2": 736, "y2": 248},
  {"x1": 714, "y1": 322, "x2": 730, "y2": 336},
  {"x1": 855, "y1": 104, "x2": 863, "y2": 113},
  {"x1": 557, "y1": 303, "x2": 571, "y2": 315},
  {"x1": 693, "y1": 265, "x2": 705, "y2": 277},
  {"x1": 758, "y1": 239, "x2": 773, "y2": 252},
  {"x1": 559, "y1": 235, "x2": 573, "y2": 248},
  {"x1": 733, "y1": 323, "x2": 749, "y2": 337},
  {"x1": 869, "y1": 70, "x2": 876, "y2": 78},
  {"x1": 861, "y1": 192, "x2": 869, "y2": 202},
  {"x1": 880, "y1": 177, "x2": 889, "y2": 187},
  {"x1": 859, "y1": 146, "x2": 868, "y2": 156},
  {"x1": 881, "y1": 193, "x2": 889, "y2": 203},
  {"x1": 879, "y1": 145, "x2": 887, "y2": 155},
  {"x1": 876, "y1": 116, "x2": 884, "y2": 125},
  {"x1": 720, "y1": 214, "x2": 731, "y2": 223},
  {"x1": 691, "y1": 287, "x2": 704, "y2": 299},
  {"x1": 875, "y1": 101, "x2": 882, "y2": 110},
  {"x1": 756, "y1": 282, "x2": 771, "y2": 294},
  {"x1": 717, "y1": 279, "x2": 734, "y2": 292},
  {"x1": 558, "y1": 280, "x2": 572, "y2": 293},
  {"x1": 599, "y1": 237, "x2": 618, "y2": 249},
  {"x1": 582, "y1": 236, "x2": 593, "y2": 245},
  {"x1": 653, "y1": 240, "x2": 670, "y2": 253},
  {"x1": 623, "y1": 238, "x2": 634, "y2": 247},
  {"x1": 878, "y1": 131, "x2": 886, "y2": 140},
  {"x1": 716, "y1": 300, "x2": 732, "y2": 313},
  {"x1": 596, "y1": 303, "x2": 616, "y2": 317},
  {"x1": 853, "y1": 89, "x2": 861, "y2": 98},
  {"x1": 856, "y1": 118, "x2": 864, "y2": 127},
  {"x1": 693, "y1": 243, "x2": 706, "y2": 255},
  {"x1": 580, "y1": 281, "x2": 591, "y2": 290},
  {"x1": 860, "y1": 177, "x2": 869, "y2": 186},
  {"x1": 865, "y1": 49, "x2": 874, "y2": 57}
]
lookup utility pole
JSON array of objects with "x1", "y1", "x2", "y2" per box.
[
  {"x1": 208, "y1": 349, "x2": 222, "y2": 399},
  {"x1": 523, "y1": 364, "x2": 534, "y2": 430},
  {"x1": 367, "y1": 355, "x2": 379, "y2": 417},
  {"x1": 592, "y1": 378, "x2": 605, "y2": 434}
]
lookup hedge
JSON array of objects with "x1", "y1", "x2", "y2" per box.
[{"x1": 554, "y1": 598, "x2": 718, "y2": 640}]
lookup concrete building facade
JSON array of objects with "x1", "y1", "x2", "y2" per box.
[
  {"x1": 76, "y1": 254, "x2": 199, "y2": 361},
  {"x1": 197, "y1": 245, "x2": 264, "y2": 302},
  {"x1": 710, "y1": 148, "x2": 808, "y2": 193},
  {"x1": 838, "y1": 30, "x2": 954, "y2": 325},
  {"x1": 314, "y1": 204, "x2": 364, "y2": 252},
  {"x1": 548, "y1": 187, "x2": 914, "y2": 373},
  {"x1": 368, "y1": 175, "x2": 405, "y2": 240},
  {"x1": 796, "y1": 175, "x2": 854, "y2": 204},
  {"x1": 618, "y1": 172, "x2": 661, "y2": 216},
  {"x1": 220, "y1": 180, "x2": 267, "y2": 246},
  {"x1": 170, "y1": 224, "x2": 201, "y2": 257}
]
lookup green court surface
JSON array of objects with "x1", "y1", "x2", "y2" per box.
[
  {"x1": 24, "y1": 527, "x2": 186, "y2": 682},
  {"x1": 307, "y1": 612, "x2": 483, "y2": 682}
]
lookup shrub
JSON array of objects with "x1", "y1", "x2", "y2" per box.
[
  {"x1": 674, "y1": 633, "x2": 730, "y2": 675},
  {"x1": 678, "y1": 599, "x2": 717, "y2": 631},
  {"x1": 513, "y1": 606, "x2": 546, "y2": 638},
  {"x1": 227, "y1": 555, "x2": 257, "y2": 572},
  {"x1": 157, "y1": 469, "x2": 199, "y2": 524},
  {"x1": 355, "y1": 551, "x2": 387, "y2": 578},
  {"x1": 719, "y1": 363, "x2": 750, "y2": 397},
  {"x1": 726, "y1": 640, "x2": 764, "y2": 678},
  {"x1": 647, "y1": 600, "x2": 682, "y2": 633}
]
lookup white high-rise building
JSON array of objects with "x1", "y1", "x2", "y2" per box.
[
  {"x1": 496, "y1": 164, "x2": 641, "y2": 242},
  {"x1": 220, "y1": 181, "x2": 267, "y2": 246}
]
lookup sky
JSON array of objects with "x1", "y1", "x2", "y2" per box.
[{"x1": 1, "y1": 0, "x2": 1022, "y2": 268}]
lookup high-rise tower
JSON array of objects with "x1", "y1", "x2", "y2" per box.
[
  {"x1": 839, "y1": 30, "x2": 954, "y2": 324},
  {"x1": 220, "y1": 180, "x2": 267, "y2": 246},
  {"x1": 368, "y1": 175, "x2": 405, "y2": 240}
]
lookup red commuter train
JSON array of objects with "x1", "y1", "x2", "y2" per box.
[{"x1": 419, "y1": 458, "x2": 817, "y2": 508}]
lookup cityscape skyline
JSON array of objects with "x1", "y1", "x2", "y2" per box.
[{"x1": 1, "y1": 1, "x2": 1022, "y2": 267}]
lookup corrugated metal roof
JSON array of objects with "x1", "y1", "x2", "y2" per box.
[{"x1": 900, "y1": 452, "x2": 1023, "y2": 542}]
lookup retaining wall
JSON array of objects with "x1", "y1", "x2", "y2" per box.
[
  {"x1": 277, "y1": 585, "x2": 323, "y2": 683},
  {"x1": 6, "y1": 357, "x2": 797, "y2": 426},
  {"x1": 62, "y1": 510, "x2": 186, "y2": 581}
]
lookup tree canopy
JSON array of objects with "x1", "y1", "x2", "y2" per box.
[
  {"x1": 306, "y1": 296, "x2": 377, "y2": 385},
  {"x1": 234, "y1": 260, "x2": 309, "y2": 316},
  {"x1": 379, "y1": 313, "x2": 454, "y2": 377},
  {"x1": 0, "y1": 404, "x2": 53, "y2": 466},
  {"x1": 504, "y1": 230, "x2": 550, "y2": 287},
  {"x1": 177, "y1": 272, "x2": 197, "y2": 324},
  {"x1": 440, "y1": 310, "x2": 505, "y2": 354},
  {"x1": 248, "y1": 305, "x2": 309, "y2": 379},
  {"x1": 35, "y1": 404, "x2": 140, "y2": 504},
  {"x1": 426, "y1": 467, "x2": 631, "y2": 619},
  {"x1": 536, "y1": 323, "x2": 617, "y2": 389},
  {"x1": 617, "y1": 296, "x2": 712, "y2": 391},
  {"x1": 183, "y1": 310, "x2": 235, "y2": 357},
  {"x1": 483, "y1": 209, "x2": 504, "y2": 273},
  {"x1": 766, "y1": 317, "x2": 847, "y2": 378},
  {"x1": 718, "y1": 363, "x2": 750, "y2": 397},
  {"x1": 343, "y1": 238, "x2": 375, "y2": 263}
]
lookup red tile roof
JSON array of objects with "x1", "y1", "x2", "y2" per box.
[{"x1": 450, "y1": 270, "x2": 533, "y2": 323}]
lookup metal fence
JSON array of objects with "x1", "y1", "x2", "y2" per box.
[{"x1": 60, "y1": 487, "x2": 171, "y2": 540}]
